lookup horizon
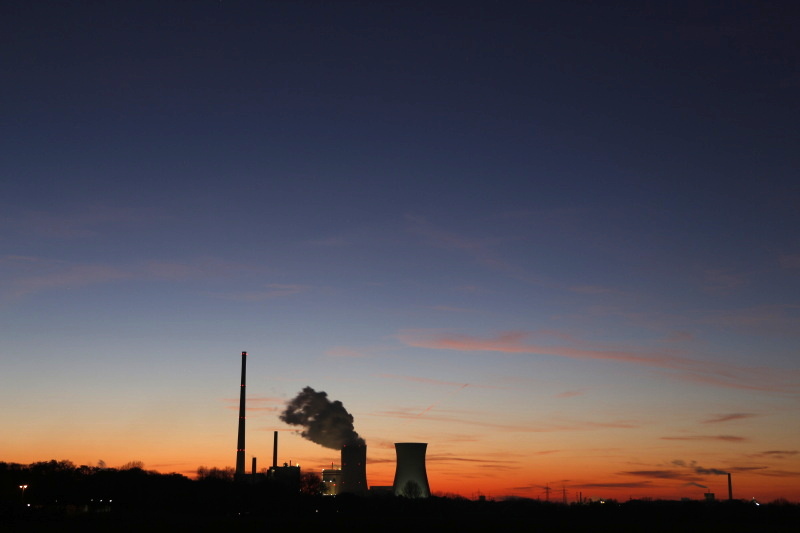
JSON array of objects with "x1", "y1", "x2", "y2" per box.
[{"x1": 2, "y1": 1, "x2": 798, "y2": 504}]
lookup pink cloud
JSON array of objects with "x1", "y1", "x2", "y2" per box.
[
  {"x1": 396, "y1": 329, "x2": 799, "y2": 393},
  {"x1": 377, "y1": 373, "x2": 470, "y2": 388},
  {"x1": 1, "y1": 255, "x2": 256, "y2": 300},
  {"x1": 396, "y1": 329, "x2": 684, "y2": 367}
]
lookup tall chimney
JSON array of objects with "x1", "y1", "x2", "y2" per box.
[
  {"x1": 727, "y1": 473, "x2": 733, "y2": 501},
  {"x1": 252, "y1": 457, "x2": 257, "y2": 476},
  {"x1": 273, "y1": 430, "x2": 278, "y2": 468},
  {"x1": 235, "y1": 351, "x2": 247, "y2": 477}
]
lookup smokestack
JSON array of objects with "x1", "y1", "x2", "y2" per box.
[
  {"x1": 273, "y1": 431, "x2": 278, "y2": 468},
  {"x1": 340, "y1": 443, "x2": 368, "y2": 496},
  {"x1": 235, "y1": 351, "x2": 247, "y2": 477},
  {"x1": 393, "y1": 442, "x2": 430, "y2": 498},
  {"x1": 728, "y1": 473, "x2": 733, "y2": 501},
  {"x1": 252, "y1": 457, "x2": 256, "y2": 476}
]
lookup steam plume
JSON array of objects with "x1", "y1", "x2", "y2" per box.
[
  {"x1": 279, "y1": 386, "x2": 364, "y2": 449},
  {"x1": 694, "y1": 466, "x2": 728, "y2": 475}
]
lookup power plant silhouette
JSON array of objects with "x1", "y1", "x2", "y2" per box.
[
  {"x1": 393, "y1": 443, "x2": 431, "y2": 497},
  {"x1": 234, "y1": 351, "x2": 432, "y2": 496}
]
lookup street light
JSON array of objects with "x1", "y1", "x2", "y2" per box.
[{"x1": 19, "y1": 484, "x2": 28, "y2": 504}]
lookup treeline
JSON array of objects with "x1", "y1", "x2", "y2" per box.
[{"x1": 2, "y1": 460, "x2": 799, "y2": 531}]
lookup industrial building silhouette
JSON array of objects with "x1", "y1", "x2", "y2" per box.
[{"x1": 233, "y1": 351, "x2": 431, "y2": 497}]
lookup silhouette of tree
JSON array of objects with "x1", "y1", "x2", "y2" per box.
[
  {"x1": 402, "y1": 480, "x2": 422, "y2": 499},
  {"x1": 119, "y1": 460, "x2": 145, "y2": 470},
  {"x1": 299, "y1": 472, "x2": 322, "y2": 496},
  {"x1": 196, "y1": 466, "x2": 235, "y2": 481}
]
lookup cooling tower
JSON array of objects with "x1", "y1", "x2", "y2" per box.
[
  {"x1": 393, "y1": 442, "x2": 430, "y2": 498},
  {"x1": 340, "y1": 443, "x2": 368, "y2": 496}
]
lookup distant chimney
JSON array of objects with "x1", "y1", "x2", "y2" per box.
[
  {"x1": 235, "y1": 351, "x2": 247, "y2": 477},
  {"x1": 273, "y1": 430, "x2": 278, "y2": 468},
  {"x1": 728, "y1": 473, "x2": 733, "y2": 501}
]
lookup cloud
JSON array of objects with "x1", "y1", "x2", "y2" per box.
[
  {"x1": 555, "y1": 389, "x2": 587, "y2": 398},
  {"x1": 621, "y1": 470, "x2": 688, "y2": 480},
  {"x1": 223, "y1": 396, "x2": 283, "y2": 413},
  {"x1": 662, "y1": 331, "x2": 696, "y2": 343},
  {"x1": 377, "y1": 374, "x2": 470, "y2": 388},
  {"x1": 426, "y1": 454, "x2": 519, "y2": 465},
  {"x1": 374, "y1": 407, "x2": 637, "y2": 433},
  {"x1": 569, "y1": 285, "x2": 615, "y2": 294},
  {"x1": 581, "y1": 481, "x2": 653, "y2": 489},
  {"x1": 701, "y1": 413, "x2": 757, "y2": 424},
  {"x1": 670, "y1": 460, "x2": 729, "y2": 476},
  {"x1": 779, "y1": 254, "x2": 800, "y2": 269},
  {"x1": 661, "y1": 435, "x2": 747, "y2": 443},
  {"x1": 396, "y1": 329, "x2": 800, "y2": 393},
  {"x1": 700, "y1": 304, "x2": 800, "y2": 337},
  {"x1": 747, "y1": 450, "x2": 798, "y2": 459},
  {"x1": 3, "y1": 260, "x2": 131, "y2": 298},
  {"x1": 404, "y1": 215, "x2": 548, "y2": 286},
  {"x1": 702, "y1": 269, "x2": 746, "y2": 295},
  {"x1": 430, "y1": 305, "x2": 476, "y2": 313},
  {"x1": 211, "y1": 284, "x2": 310, "y2": 302},
  {"x1": 306, "y1": 237, "x2": 348, "y2": 247},
  {"x1": 325, "y1": 347, "x2": 371, "y2": 358},
  {"x1": 9, "y1": 206, "x2": 166, "y2": 239},
  {"x1": 0, "y1": 255, "x2": 253, "y2": 300}
]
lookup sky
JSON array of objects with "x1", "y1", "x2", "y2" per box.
[{"x1": 1, "y1": 0, "x2": 799, "y2": 502}]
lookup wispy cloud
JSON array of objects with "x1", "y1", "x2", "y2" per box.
[
  {"x1": 555, "y1": 389, "x2": 587, "y2": 398},
  {"x1": 701, "y1": 413, "x2": 757, "y2": 424},
  {"x1": 223, "y1": 396, "x2": 283, "y2": 413},
  {"x1": 212, "y1": 284, "x2": 310, "y2": 302},
  {"x1": 569, "y1": 284, "x2": 615, "y2": 295},
  {"x1": 746, "y1": 450, "x2": 798, "y2": 459},
  {"x1": 9, "y1": 206, "x2": 166, "y2": 239},
  {"x1": 581, "y1": 481, "x2": 654, "y2": 489},
  {"x1": 0, "y1": 255, "x2": 253, "y2": 300},
  {"x1": 396, "y1": 329, "x2": 799, "y2": 393},
  {"x1": 325, "y1": 347, "x2": 371, "y2": 358},
  {"x1": 405, "y1": 215, "x2": 548, "y2": 285},
  {"x1": 377, "y1": 374, "x2": 470, "y2": 388},
  {"x1": 661, "y1": 435, "x2": 747, "y2": 443},
  {"x1": 430, "y1": 305, "x2": 476, "y2": 313},
  {"x1": 306, "y1": 237, "x2": 349, "y2": 247},
  {"x1": 622, "y1": 470, "x2": 689, "y2": 480},
  {"x1": 700, "y1": 304, "x2": 800, "y2": 336},
  {"x1": 374, "y1": 407, "x2": 638, "y2": 433},
  {"x1": 702, "y1": 269, "x2": 746, "y2": 295},
  {"x1": 779, "y1": 253, "x2": 800, "y2": 269}
]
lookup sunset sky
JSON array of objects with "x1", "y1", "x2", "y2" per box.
[{"x1": 2, "y1": 1, "x2": 798, "y2": 502}]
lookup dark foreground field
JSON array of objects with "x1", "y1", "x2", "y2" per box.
[{"x1": 4, "y1": 497, "x2": 799, "y2": 533}]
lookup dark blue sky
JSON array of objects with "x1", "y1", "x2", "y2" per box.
[{"x1": 2, "y1": 0, "x2": 799, "y2": 499}]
